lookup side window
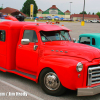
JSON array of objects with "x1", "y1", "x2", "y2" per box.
[
  {"x1": 0, "y1": 30, "x2": 5, "y2": 42},
  {"x1": 92, "y1": 38, "x2": 95, "y2": 45},
  {"x1": 23, "y1": 30, "x2": 38, "y2": 42},
  {"x1": 80, "y1": 37, "x2": 90, "y2": 45}
]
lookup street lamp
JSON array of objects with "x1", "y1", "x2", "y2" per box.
[
  {"x1": 83, "y1": 0, "x2": 85, "y2": 21},
  {"x1": 69, "y1": 2, "x2": 72, "y2": 15},
  {"x1": 2, "y1": 4, "x2": 3, "y2": 8}
]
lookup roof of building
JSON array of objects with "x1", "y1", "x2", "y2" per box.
[
  {"x1": 42, "y1": 5, "x2": 65, "y2": 15},
  {"x1": 65, "y1": 10, "x2": 70, "y2": 13},
  {"x1": 38, "y1": 9, "x2": 42, "y2": 12},
  {"x1": 71, "y1": 14, "x2": 99, "y2": 18},
  {"x1": 58, "y1": 9, "x2": 65, "y2": 15},
  {"x1": 49, "y1": 5, "x2": 58, "y2": 9},
  {"x1": 42, "y1": 9, "x2": 49, "y2": 14},
  {"x1": 0, "y1": 7, "x2": 27, "y2": 17}
]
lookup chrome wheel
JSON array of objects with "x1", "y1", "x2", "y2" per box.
[{"x1": 44, "y1": 72, "x2": 60, "y2": 91}]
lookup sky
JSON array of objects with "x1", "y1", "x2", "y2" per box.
[{"x1": 0, "y1": 0, "x2": 100, "y2": 14}]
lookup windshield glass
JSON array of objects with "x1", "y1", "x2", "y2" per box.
[{"x1": 40, "y1": 30, "x2": 71, "y2": 42}]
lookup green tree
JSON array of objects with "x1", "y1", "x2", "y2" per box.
[
  {"x1": 88, "y1": 12, "x2": 91, "y2": 15},
  {"x1": 96, "y1": 12, "x2": 100, "y2": 18},
  {"x1": 22, "y1": 0, "x2": 38, "y2": 16},
  {"x1": 79, "y1": 11, "x2": 87, "y2": 14},
  {"x1": 92, "y1": 12, "x2": 95, "y2": 15},
  {"x1": 0, "y1": 7, "x2": 3, "y2": 10},
  {"x1": 20, "y1": 9, "x2": 23, "y2": 12}
]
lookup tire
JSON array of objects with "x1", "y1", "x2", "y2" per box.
[{"x1": 39, "y1": 68, "x2": 66, "y2": 96}]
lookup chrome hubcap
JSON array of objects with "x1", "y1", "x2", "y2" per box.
[{"x1": 44, "y1": 72, "x2": 60, "y2": 90}]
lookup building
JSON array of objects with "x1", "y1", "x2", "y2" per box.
[
  {"x1": 71, "y1": 14, "x2": 99, "y2": 21},
  {"x1": 0, "y1": 7, "x2": 27, "y2": 17},
  {"x1": 37, "y1": 5, "x2": 70, "y2": 19}
]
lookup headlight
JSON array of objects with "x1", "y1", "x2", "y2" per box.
[{"x1": 76, "y1": 62, "x2": 83, "y2": 72}]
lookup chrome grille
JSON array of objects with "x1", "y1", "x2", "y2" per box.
[{"x1": 88, "y1": 66, "x2": 100, "y2": 86}]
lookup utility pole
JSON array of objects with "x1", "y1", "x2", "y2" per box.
[
  {"x1": 69, "y1": 2, "x2": 72, "y2": 15},
  {"x1": 81, "y1": 0, "x2": 85, "y2": 26},
  {"x1": 83, "y1": 0, "x2": 85, "y2": 21},
  {"x1": 2, "y1": 4, "x2": 3, "y2": 8}
]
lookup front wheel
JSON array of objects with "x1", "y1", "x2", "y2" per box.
[{"x1": 39, "y1": 68, "x2": 66, "y2": 96}]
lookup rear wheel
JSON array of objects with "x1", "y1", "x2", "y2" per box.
[{"x1": 39, "y1": 68, "x2": 66, "y2": 96}]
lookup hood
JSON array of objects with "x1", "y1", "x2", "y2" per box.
[{"x1": 43, "y1": 41, "x2": 100, "y2": 61}]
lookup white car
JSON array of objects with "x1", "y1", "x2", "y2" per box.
[{"x1": 90, "y1": 20, "x2": 99, "y2": 23}]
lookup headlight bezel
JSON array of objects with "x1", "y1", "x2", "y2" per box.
[{"x1": 76, "y1": 62, "x2": 83, "y2": 72}]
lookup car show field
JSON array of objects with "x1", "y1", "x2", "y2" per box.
[{"x1": 0, "y1": 21, "x2": 100, "y2": 100}]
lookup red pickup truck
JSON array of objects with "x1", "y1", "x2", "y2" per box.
[{"x1": 0, "y1": 21, "x2": 100, "y2": 96}]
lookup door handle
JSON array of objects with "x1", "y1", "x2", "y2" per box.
[{"x1": 34, "y1": 45, "x2": 38, "y2": 51}]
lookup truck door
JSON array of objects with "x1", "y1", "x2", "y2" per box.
[{"x1": 16, "y1": 30, "x2": 39, "y2": 73}]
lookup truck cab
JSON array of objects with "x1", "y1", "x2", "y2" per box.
[{"x1": 78, "y1": 33, "x2": 100, "y2": 49}]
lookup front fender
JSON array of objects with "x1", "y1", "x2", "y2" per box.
[{"x1": 37, "y1": 56, "x2": 88, "y2": 90}]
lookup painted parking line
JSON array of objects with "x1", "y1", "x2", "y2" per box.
[{"x1": 0, "y1": 79, "x2": 44, "y2": 100}]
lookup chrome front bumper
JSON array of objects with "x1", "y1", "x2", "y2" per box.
[{"x1": 77, "y1": 85, "x2": 100, "y2": 96}]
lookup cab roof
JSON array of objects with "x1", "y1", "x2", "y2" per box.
[
  {"x1": 79, "y1": 33, "x2": 100, "y2": 38},
  {"x1": 23, "y1": 24, "x2": 71, "y2": 31},
  {"x1": 0, "y1": 21, "x2": 71, "y2": 31}
]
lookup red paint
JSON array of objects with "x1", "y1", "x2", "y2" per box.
[
  {"x1": 0, "y1": 21, "x2": 100, "y2": 91},
  {"x1": 4, "y1": 16, "x2": 18, "y2": 21}
]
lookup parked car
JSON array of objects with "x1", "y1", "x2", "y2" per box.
[
  {"x1": 89, "y1": 20, "x2": 99, "y2": 23},
  {"x1": 78, "y1": 33, "x2": 100, "y2": 49},
  {"x1": 14, "y1": 15, "x2": 25, "y2": 21}
]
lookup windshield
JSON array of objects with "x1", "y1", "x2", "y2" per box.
[{"x1": 40, "y1": 30, "x2": 71, "y2": 42}]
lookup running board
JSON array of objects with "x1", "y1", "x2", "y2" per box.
[
  {"x1": 12, "y1": 70, "x2": 36, "y2": 79},
  {"x1": 0, "y1": 67, "x2": 36, "y2": 80}
]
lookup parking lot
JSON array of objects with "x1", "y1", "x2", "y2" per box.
[
  {"x1": 0, "y1": 22, "x2": 100, "y2": 100},
  {"x1": 59, "y1": 22, "x2": 100, "y2": 41}
]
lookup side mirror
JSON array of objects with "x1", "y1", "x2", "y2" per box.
[
  {"x1": 73, "y1": 38, "x2": 76, "y2": 43},
  {"x1": 21, "y1": 39, "x2": 30, "y2": 45}
]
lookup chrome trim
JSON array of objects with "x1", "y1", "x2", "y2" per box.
[
  {"x1": 65, "y1": 51, "x2": 68, "y2": 53},
  {"x1": 92, "y1": 81, "x2": 100, "y2": 85},
  {"x1": 92, "y1": 77, "x2": 100, "y2": 81},
  {"x1": 34, "y1": 45, "x2": 38, "y2": 51},
  {"x1": 51, "y1": 50, "x2": 54, "y2": 52},
  {"x1": 77, "y1": 85, "x2": 100, "y2": 96},
  {"x1": 76, "y1": 62, "x2": 83, "y2": 72},
  {"x1": 44, "y1": 72, "x2": 60, "y2": 91},
  {"x1": 56, "y1": 50, "x2": 59, "y2": 52},
  {"x1": 21, "y1": 39, "x2": 30, "y2": 45},
  {"x1": 92, "y1": 70, "x2": 100, "y2": 74},
  {"x1": 88, "y1": 68, "x2": 92, "y2": 86},
  {"x1": 18, "y1": 45, "x2": 22, "y2": 48},
  {"x1": 92, "y1": 74, "x2": 100, "y2": 77},
  {"x1": 88, "y1": 66, "x2": 100, "y2": 86}
]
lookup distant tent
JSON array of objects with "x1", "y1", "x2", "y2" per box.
[
  {"x1": 34, "y1": 17, "x2": 39, "y2": 19},
  {"x1": 60, "y1": 17, "x2": 64, "y2": 20},
  {"x1": 53, "y1": 16, "x2": 59, "y2": 18}
]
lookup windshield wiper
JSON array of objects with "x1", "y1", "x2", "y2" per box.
[
  {"x1": 60, "y1": 33, "x2": 69, "y2": 41},
  {"x1": 41, "y1": 32, "x2": 52, "y2": 42}
]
